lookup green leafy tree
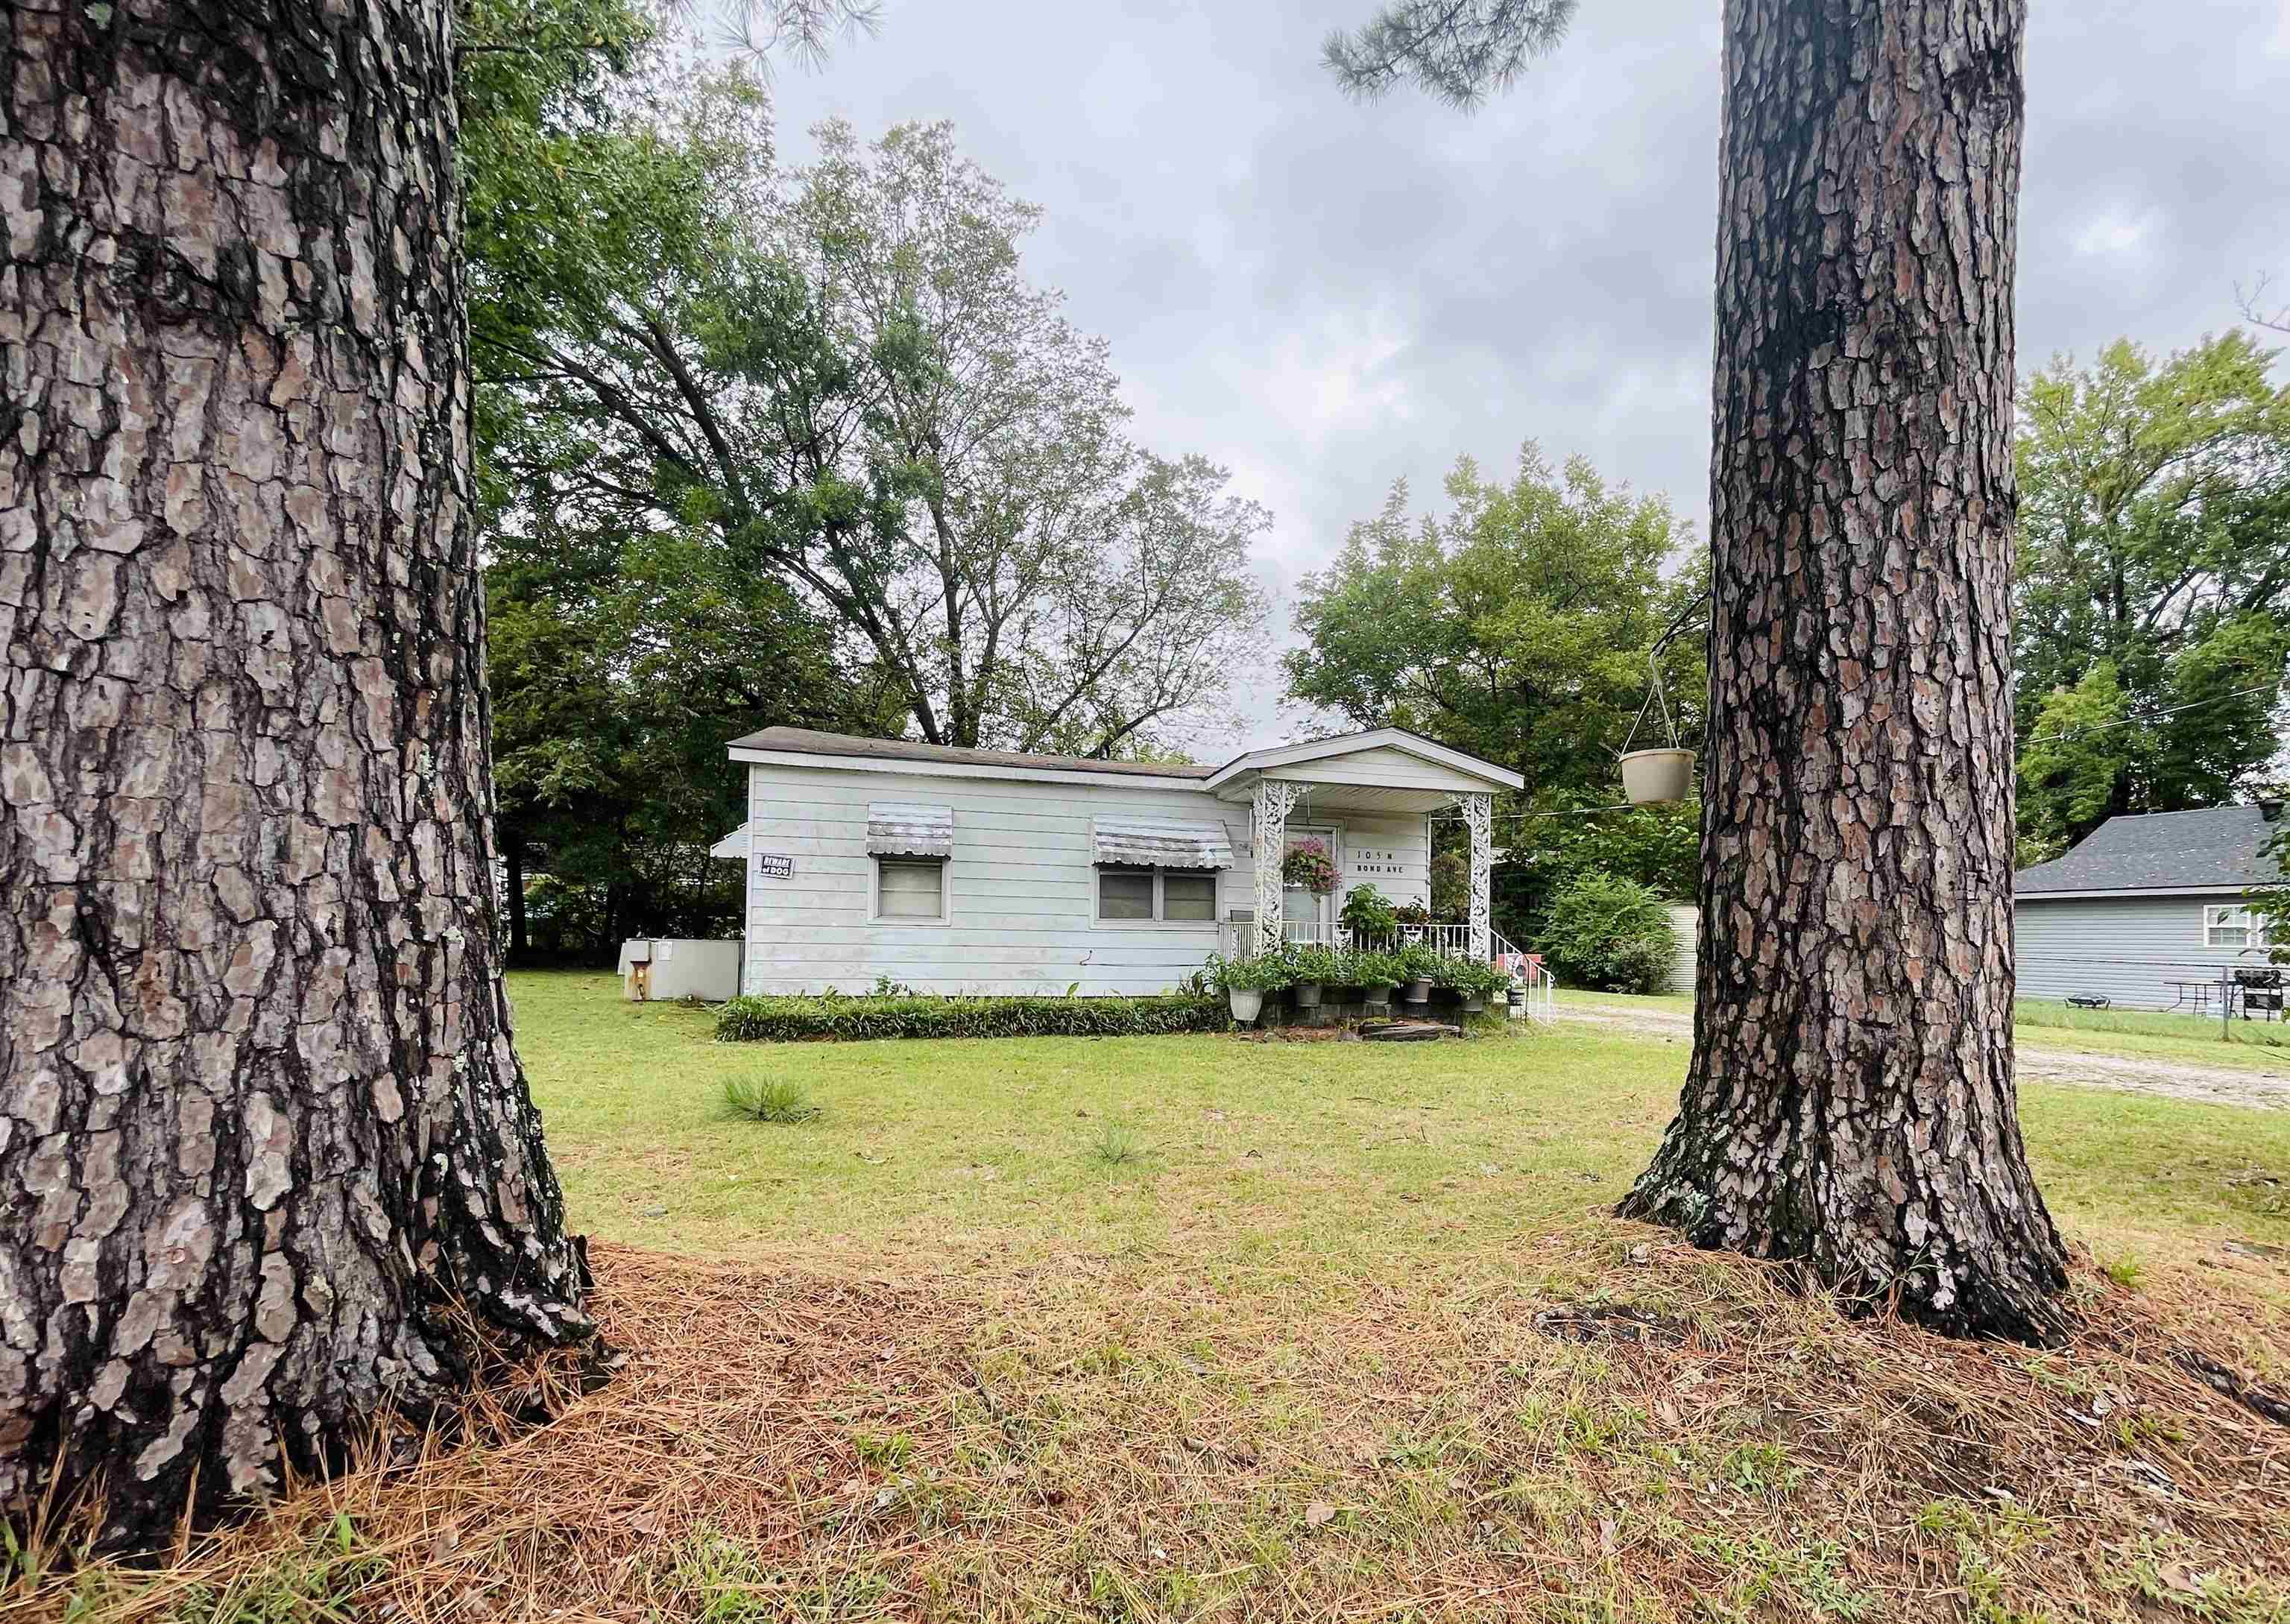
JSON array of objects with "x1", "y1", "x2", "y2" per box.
[
  {"x1": 1288, "y1": 447, "x2": 1702, "y2": 794},
  {"x1": 483, "y1": 109, "x2": 1270, "y2": 759},
  {"x1": 458, "y1": 7, "x2": 883, "y2": 958},
  {"x1": 2247, "y1": 819, "x2": 2290, "y2": 961},
  {"x1": 2014, "y1": 332, "x2": 2290, "y2": 850},
  {"x1": 1287, "y1": 446, "x2": 1703, "y2": 938}
]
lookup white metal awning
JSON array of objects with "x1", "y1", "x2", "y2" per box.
[
  {"x1": 1091, "y1": 815, "x2": 1234, "y2": 870},
  {"x1": 707, "y1": 824, "x2": 751, "y2": 861},
  {"x1": 866, "y1": 802, "x2": 953, "y2": 859}
]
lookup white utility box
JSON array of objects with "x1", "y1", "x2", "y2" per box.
[{"x1": 617, "y1": 938, "x2": 742, "y2": 1002}]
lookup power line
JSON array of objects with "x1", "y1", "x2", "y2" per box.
[
  {"x1": 2022, "y1": 680, "x2": 2283, "y2": 745},
  {"x1": 1438, "y1": 677, "x2": 2286, "y2": 824}
]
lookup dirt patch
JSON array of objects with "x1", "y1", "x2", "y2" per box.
[{"x1": 1558, "y1": 1001, "x2": 2290, "y2": 1110}]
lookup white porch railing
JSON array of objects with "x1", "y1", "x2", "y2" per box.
[{"x1": 1219, "y1": 920, "x2": 1477, "y2": 956}]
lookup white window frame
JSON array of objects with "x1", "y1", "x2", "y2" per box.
[
  {"x1": 1094, "y1": 866, "x2": 1222, "y2": 929},
  {"x1": 871, "y1": 858, "x2": 949, "y2": 926},
  {"x1": 2202, "y1": 903, "x2": 2272, "y2": 950}
]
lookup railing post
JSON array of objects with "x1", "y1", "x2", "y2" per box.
[
  {"x1": 1460, "y1": 791, "x2": 1494, "y2": 962},
  {"x1": 1252, "y1": 778, "x2": 1301, "y2": 959}
]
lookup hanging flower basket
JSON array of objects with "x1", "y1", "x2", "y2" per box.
[
  {"x1": 1620, "y1": 748, "x2": 1696, "y2": 805},
  {"x1": 1281, "y1": 838, "x2": 1339, "y2": 894}
]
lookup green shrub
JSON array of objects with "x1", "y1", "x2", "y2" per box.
[
  {"x1": 1205, "y1": 952, "x2": 1292, "y2": 993},
  {"x1": 1287, "y1": 943, "x2": 1344, "y2": 985},
  {"x1": 1436, "y1": 958, "x2": 1513, "y2": 999},
  {"x1": 715, "y1": 991, "x2": 1227, "y2": 1043},
  {"x1": 1351, "y1": 950, "x2": 1404, "y2": 990},
  {"x1": 1536, "y1": 871, "x2": 1679, "y2": 994},
  {"x1": 1338, "y1": 884, "x2": 1400, "y2": 938},
  {"x1": 724, "y1": 1076, "x2": 820, "y2": 1122},
  {"x1": 1395, "y1": 944, "x2": 1445, "y2": 985}
]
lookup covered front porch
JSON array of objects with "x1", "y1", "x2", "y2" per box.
[{"x1": 1200, "y1": 730, "x2": 1525, "y2": 965}]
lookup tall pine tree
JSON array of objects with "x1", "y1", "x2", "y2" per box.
[{"x1": 1329, "y1": 0, "x2": 2070, "y2": 1340}]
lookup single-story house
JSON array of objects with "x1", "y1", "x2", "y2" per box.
[
  {"x1": 714, "y1": 725, "x2": 1524, "y2": 997},
  {"x1": 2013, "y1": 803, "x2": 2286, "y2": 1011}
]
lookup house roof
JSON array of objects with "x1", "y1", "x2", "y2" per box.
[
  {"x1": 2014, "y1": 804, "x2": 2286, "y2": 897},
  {"x1": 1202, "y1": 727, "x2": 1525, "y2": 793},
  {"x1": 726, "y1": 726, "x2": 1215, "y2": 780},
  {"x1": 725, "y1": 724, "x2": 1521, "y2": 792}
]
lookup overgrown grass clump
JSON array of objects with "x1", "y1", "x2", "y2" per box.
[
  {"x1": 722, "y1": 1076, "x2": 819, "y2": 1123},
  {"x1": 714, "y1": 990, "x2": 1226, "y2": 1043}
]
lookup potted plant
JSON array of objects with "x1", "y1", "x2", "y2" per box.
[
  {"x1": 1397, "y1": 944, "x2": 1442, "y2": 1003},
  {"x1": 1339, "y1": 883, "x2": 1399, "y2": 943},
  {"x1": 1448, "y1": 959, "x2": 1507, "y2": 1014},
  {"x1": 1393, "y1": 900, "x2": 1432, "y2": 929},
  {"x1": 1289, "y1": 943, "x2": 1341, "y2": 1009},
  {"x1": 1620, "y1": 747, "x2": 1695, "y2": 805},
  {"x1": 1352, "y1": 949, "x2": 1404, "y2": 1005},
  {"x1": 1209, "y1": 952, "x2": 1288, "y2": 1025},
  {"x1": 1281, "y1": 837, "x2": 1340, "y2": 895}
]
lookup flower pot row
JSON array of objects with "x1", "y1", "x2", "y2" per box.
[{"x1": 1209, "y1": 948, "x2": 1512, "y2": 1025}]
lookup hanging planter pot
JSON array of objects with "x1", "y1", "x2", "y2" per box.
[
  {"x1": 1616, "y1": 597, "x2": 1707, "y2": 807},
  {"x1": 1620, "y1": 747, "x2": 1696, "y2": 806},
  {"x1": 1228, "y1": 988, "x2": 1264, "y2": 1024},
  {"x1": 1293, "y1": 980, "x2": 1324, "y2": 1009},
  {"x1": 1401, "y1": 976, "x2": 1433, "y2": 1003}
]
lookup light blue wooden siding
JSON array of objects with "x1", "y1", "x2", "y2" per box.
[
  {"x1": 2013, "y1": 892, "x2": 2253, "y2": 1010},
  {"x1": 739, "y1": 763, "x2": 1430, "y2": 996}
]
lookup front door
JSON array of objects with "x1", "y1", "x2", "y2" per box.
[{"x1": 1282, "y1": 827, "x2": 1337, "y2": 944}]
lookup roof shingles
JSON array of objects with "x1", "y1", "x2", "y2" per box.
[{"x1": 2014, "y1": 804, "x2": 2285, "y2": 895}]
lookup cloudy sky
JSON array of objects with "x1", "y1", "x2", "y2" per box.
[{"x1": 763, "y1": 0, "x2": 2290, "y2": 754}]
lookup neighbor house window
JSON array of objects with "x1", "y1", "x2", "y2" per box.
[
  {"x1": 877, "y1": 860, "x2": 944, "y2": 920},
  {"x1": 2204, "y1": 903, "x2": 2271, "y2": 950},
  {"x1": 1097, "y1": 868, "x2": 1220, "y2": 923}
]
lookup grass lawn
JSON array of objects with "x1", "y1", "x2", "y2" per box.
[
  {"x1": 1557, "y1": 985, "x2": 2290, "y2": 1078},
  {"x1": 35, "y1": 971, "x2": 2290, "y2": 1623},
  {"x1": 529, "y1": 973, "x2": 2287, "y2": 1279}
]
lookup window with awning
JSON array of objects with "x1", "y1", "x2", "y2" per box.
[
  {"x1": 1097, "y1": 868, "x2": 1220, "y2": 923},
  {"x1": 866, "y1": 802, "x2": 953, "y2": 859},
  {"x1": 1090, "y1": 815, "x2": 1234, "y2": 871}
]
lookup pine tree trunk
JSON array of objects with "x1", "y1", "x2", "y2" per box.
[
  {"x1": 506, "y1": 837, "x2": 529, "y2": 964},
  {"x1": 1618, "y1": 0, "x2": 2071, "y2": 1344},
  {"x1": 1, "y1": 0, "x2": 596, "y2": 1545}
]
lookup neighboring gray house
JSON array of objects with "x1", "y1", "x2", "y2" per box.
[{"x1": 2014, "y1": 804, "x2": 2286, "y2": 1011}]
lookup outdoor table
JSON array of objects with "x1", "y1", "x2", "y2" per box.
[{"x1": 2166, "y1": 979, "x2": 2221, "y2": 1014}]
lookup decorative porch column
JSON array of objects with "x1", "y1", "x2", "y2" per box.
[
  {"x1": 1252, "y1": 778, "x2": 1304, "y2": 957},
  {"x1": 1461, "y1": 791, "x2": 1494, "y2": 961}
]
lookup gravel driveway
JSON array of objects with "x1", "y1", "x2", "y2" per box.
[{"x1": 1555, "y1": 1001, "x2": 2290, "y2": 1112}]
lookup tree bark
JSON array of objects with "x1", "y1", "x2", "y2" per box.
[
  {"x1": 1619, "y1": 0, "x2": 2070, "y2": 1344},
  {"x1": 1, "y1": 0, "x2": 595, "y2": 1545},
  {"x1": 505, "y1": 835, "x2": 529, "y2": 965}
]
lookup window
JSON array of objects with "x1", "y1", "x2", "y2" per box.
[
  {"x1": 1097, "y1": 868, "x2": 1220, "y2": 923},
  {"x1": 1163, "y1": 872, "x2": 1218, "y2": 920},
  {"x1": 1098, "y1": 869, "x2": 1156, "y2": 920},
  {"x1": 877, "y1": 860, "x2": 944, "y2": 920},
  {"x1": 2204, "y1": 903, "x2": 2272, "y2": 950}
]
